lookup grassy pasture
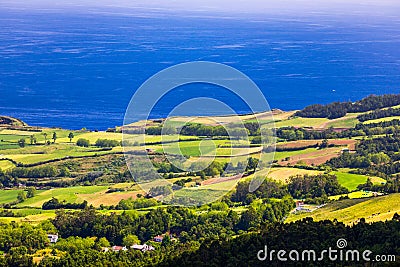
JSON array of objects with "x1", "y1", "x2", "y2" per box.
[
  {"x1": 157, "y1": 139, "x2": 254, "y2": 157},
  {"x1": 57, "y1": 131, "x2": 123, "y2": 143},
  {"x1": 1, "y1": 183, "x2": 145, "y2": 209},
  {"x1": 286, "y1": 193, "x2": 400, "y2": 225},
  {"x1": 274, "y1": 117, "x2": 329, "y2": 128},
  {"x1": 0, "y1": 160, "x2": 15, "y2": 170},
  {"x1": 328, "y1": 191, "x2": 375, "y2": 200},
  {"x1": 362, "y1": 116, "x2": 400, "y2": 124},
  {"x1": 323, "y1": 115, "x2": 360, "y2": 128},
  {"x1": 255, "y1": 167, "x2": 323, "y2": 184},
  {"x1": 16, "y1": 186, "x2": 109, "y2": 208},
  {"x1": 274, "y1": 148, "x2": 317, "y2": 161},
  {"x1": 1, "y1": 144, "x2": 121, "y2": 165},
  {"x1": 334, "y1": 172, "x2": 386, "y2": 191},
  {"x1": 0, "y1": 189, "x2": 24, "y2": 204}
]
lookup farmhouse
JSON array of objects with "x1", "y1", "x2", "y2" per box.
[
  {"x1": 47, "y1": 234, "x2": 59, "y2": 243},
  {"x1": 295, "y1": 201, "x2": 304, "y2": 208},
  {"x1": 131, "y1": 244, "x2": 155, "y2": 252},
  {"x1": 111, "y1": 246, "x2": 128, "y2": 252},
  {"x1": 153, "y1": 235, "x2": 164, "y2": 242}
]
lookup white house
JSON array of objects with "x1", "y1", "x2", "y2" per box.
[
  {"x1": 111, "y1": 246, "x2": 128, "y2": 252},
  {"x1": 131, "y1": 244, "x2": 155, "y2": 252},
  {"x1": 47, "y1": 234, "x2": 59, "y2": 243}
]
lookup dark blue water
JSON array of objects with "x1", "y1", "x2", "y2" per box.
[{"x1": 0, "y1": 6, "x2": 400, "y2": 130}]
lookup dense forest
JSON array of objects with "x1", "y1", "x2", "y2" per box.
[
  {"x1": 357, "y1": 107, "x2": 400, "y2": 122},
  {"x1": 295, "y1": 94, "x2": 400, "y2": 119},
  {"x1": 2, "y1": 215, "x2": 399, "y2": 267}
]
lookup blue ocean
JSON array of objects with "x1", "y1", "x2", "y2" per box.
[{"x1": 0, "y1": 5, "x2": 399, "y2": 130}]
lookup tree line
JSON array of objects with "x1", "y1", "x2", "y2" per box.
[
  {"x1": 357, "y1": 107, "x2": 400, "y2": 122},
  {"x1": 295, "y1": 94, "x2": 400, "y2": 119}
]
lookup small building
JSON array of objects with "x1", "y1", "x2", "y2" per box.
[
  {"x1": 295, "y1": 201, "x2": 304, "y2": 208},
  {"x1": 153, "y1": 235, "x2": 164, "y2": 242},
  {"x1": 341, "y1": 148, "x2": 350, "y2": 153},
  {"x1": 131, "y1": 244, "x2": 155, "y2": 252},
  {"x1": 47, "y1": 234, "x2": 59, "y2": 244},
  {"x1": 111, "y1": 246, "x2": 128, "y2": 252}
]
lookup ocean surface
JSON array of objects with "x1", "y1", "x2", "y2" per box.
[{"x1": 0, "y1": 5, "x2": 400, "y2": 130}]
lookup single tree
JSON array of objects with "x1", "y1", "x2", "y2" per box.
[
  {"x1": 43, "y1": 133, "x2": 48, "y2": 144},
  {"x1": 27, "y1": 187, "x2": 36, "y2": 198},
  {"x1": 30, "y1": 135, "x2": 37, "y2": 145},
  {"x1": 52, "y1": 132, "x2": 57, "y2": 143},
  {"x1": 68, "y1": 132, "x2": 74, "y2": 143},
  {"x1": 17, "y1": 191, "x2": 26, "y2": 202},
  {"x1": 18, "y1": 138, "x2": 26, "y2": 148}
]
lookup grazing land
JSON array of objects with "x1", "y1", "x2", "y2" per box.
[
  {"x1": 2, "y1": 94, "x2": 400, "y2": 266},
  {"x1": 286, "y1": 193, "x2": 400, "y2": 225}
]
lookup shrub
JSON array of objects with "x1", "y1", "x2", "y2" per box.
[{"x1": 76, "y1": 138, "x2": 90, "y2": 147}]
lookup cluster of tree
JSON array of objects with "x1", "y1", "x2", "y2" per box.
[
  {"x1": 153, "y1": 161, "x2": 183, "y2": 174},
  {"x1": 295, "y1": 94, "x2": 400, "y2": 119},
  {"x1": 354, "y1": 119, "x2": 400, "y2": 136},
  {"x1": 0, "y1": 223, "x2": 48, "y2": 253},
  {"x1": 356, "y1": 177, "x2": 400, "y2": 194},
  {"x1": 236, "y1": 196, "x2": 294, "y2": 231},
  {"x1": 114, "y1": 197, "x2": 160, "y2": 210},
  {"x1": 328, "y1": 152, "x2": 391, "y2": 169},
  {"x1": 8, "y1": 165, "x2": 69, "y2": 178},
  {"x1": 76, "y1": 138, "x2": 90, "y2": 147},
  {"x1": 327, "y1": 135, "x2": 399, "y2": 171},
  {"x1": 164, "y1": 216, "x2": 400, "y2": 266},
  {"x1": 0, "y1": 209, "x2": 16, "y2": 217},
  {"x1": 231, "y1": 178, "x2": 289, "y2": 204},
  {"x1": 145, "y1": 122, "x2": 263, "y2": 141},
  {"x1": 94, "y1": 139, "x2": 121, "y2": 148},
  {"x1": 277, "y1": 121, "x2": 400, "y2": 142},
  {"x1": 173, "y1": 178, "x2": 193, "y2": 187},
  {"x1": 179, "y1": 123, "x2": 229, "y2": 137},
  {"x1": 145, "y1": 124, "x2": 177, "y2": 135},
  {"x1": 356, "y1": 135, "x2": 400, "y2": 156},
  {"x1": 148, "y1": 185, "x2": 173, "y2": 197},
  {"x1": 357, "y1": 107, "x2": 400, "y2": 122},
  {"x1": 0, "y1": 168, "x2": 16, "y2": 188},
  {"x1": 5, "y1": 215, "x2": 400, "y2": 267},
  {"x1": 42, "y1": 197, "x2": 88, "y2": 210},
  {"x1": 276, "y1": 126, "x2": 364, "y2": 141},
  {"x1": 288, "y1": 174, "x2": 348, "y2": 200},
  {"x1": 50, "y1": 196, "x2": 295, "y2": 249}
]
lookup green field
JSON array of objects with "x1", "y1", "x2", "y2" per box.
[
  {"x1": 0, "y1": 160, "x2": 15, "y2": 170},
  {"x1": 1, "y1": 183, "x2": 145, "y2": 208},
  {"x1": 274, "y1": 148, "x2": 317, "y2": 161},
  {"x1": 1, "y1": 143, "x2": 122, "y2": 165},
  {"x1": 334, "y1": 171, "x2": 386, "y2": 191},
  {"x1": 0, "y1": 189, "x2": 24, "y2": 204},
  {"x1": 286, "y1": 193, "x2": 400, "y2": 225},
  {"x1": 363, "y1": 116, "x2": 400, "y2": 124},
  {"x1": 250, "y1": 167, "x2": 323, "y2": 184},
  {"x1": 274, "y1": 117, "x2": 329, "y2": 128},
  {"x1": 157, "y1": 139, "x2": 254, "y2": 157},
  {"x1": 16, "y1": 186, "x2": 109, "y2": 208},
  {"x1": 328, "y1": 190, "x2": 376, "y2": 200},
  {"x1": 324, "y1": 114, "x2": 360, "y2": 128}
]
